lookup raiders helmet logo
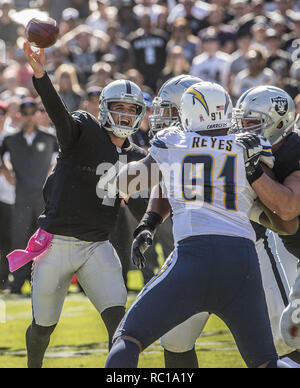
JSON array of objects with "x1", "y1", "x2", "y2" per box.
[{"x1": 271, "y1": 96, "x2": 288, "y2": 117}]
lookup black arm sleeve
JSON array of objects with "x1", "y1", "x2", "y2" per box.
[{"x1": 32, "y1": 73, "x2": 81, "y2": 150}]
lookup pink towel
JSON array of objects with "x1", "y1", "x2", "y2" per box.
[{"x1": 7, "y1": 228, "x2": 53, "y2": 272}]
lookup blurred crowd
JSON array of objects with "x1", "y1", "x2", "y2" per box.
[{"x1": 0, "y1": 0, "x2": 300, "y2": 294}]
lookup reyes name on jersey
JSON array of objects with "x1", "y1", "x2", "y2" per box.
[{"x1": 149, "y1": 127, "x2": 262, "y2": 244}]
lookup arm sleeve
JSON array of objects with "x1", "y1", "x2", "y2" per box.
[{"x1": 32, "y1": 73, "x2": 81, "y2": 150}]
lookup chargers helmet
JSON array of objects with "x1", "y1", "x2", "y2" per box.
[
  {"x1": 233, "y1": 86, "x2": 296, "y2": 145},
  {"x1": 181, "y1": 81, "x2": 233, "y2": 132},
  {"x1": 99, "y1": 80, "x2": 146, "y2": 138},
  {"x1": 149, "y1": 75, "x2": 202, "y2": 133}
]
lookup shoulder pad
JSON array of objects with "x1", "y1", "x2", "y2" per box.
[
  {"x1": 72, "y1": 110, "x2": 91, "y2": 121},
  {"x1": 151, "y1": 126, "x2": 182, "y2": 149}
]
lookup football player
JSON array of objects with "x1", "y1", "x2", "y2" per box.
[
  {"x1": 106, "y1": 82, "x2": 290, "y2": 368},
  {"x1": 233, "y1": 86, "x2": 300, "y2": 357},
  {"x1": 22, "y1": 42, "x2": 147, "y2": 368},
  {"x1": 132, "y1": 82, "x2": 300, "y2": 368}
]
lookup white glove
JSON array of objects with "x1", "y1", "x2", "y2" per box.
[{"x1": 280, "y1": 267, "x2": 300, "y2": 349}]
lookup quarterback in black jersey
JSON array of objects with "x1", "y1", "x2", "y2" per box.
[{"x1": 23, "y1": 42, "x2": 147, "y2": 368}]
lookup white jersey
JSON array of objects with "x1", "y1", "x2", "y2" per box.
[{"x1": 149, "y1": 127, "x2": 272, "y2": 244}]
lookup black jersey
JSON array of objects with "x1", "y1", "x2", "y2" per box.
[
  {"x1": 273, "y1": 132, "x2": 300, "y2": 259},
  {"x1": 33, "y1": 73, "x2": 146, "y2": 242},
  {"x1": 251, "y1": 132, "x2": 300, "y2": 250}
]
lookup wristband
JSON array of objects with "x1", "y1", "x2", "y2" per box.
[
  {"x1": 133, "y1": 211, "x2": 163, "y2": 238},
  {"x1": 248, "y1": 163, "x2": 264, "y2": 185}
]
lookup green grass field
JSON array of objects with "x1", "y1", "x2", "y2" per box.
[{"x1": 0, "y1": 269, "x2": 246, "y2": 369}]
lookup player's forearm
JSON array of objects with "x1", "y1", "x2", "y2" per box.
[
  {"x1": 252, "y1": 173, "x2": 299, "y2": 221},
  {"x1": 147, "y1": 185, "x2": 171, "y2": 221},
  {"x1": 33, "y1": 73, "x2": 80, "y2": 148},
  {"x1": 259, "y1": 208, "x2": 299, "y2": 236}
]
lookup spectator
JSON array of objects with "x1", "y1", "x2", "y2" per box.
[
  {"x1": 190, "y1": 27, "x2": 231, "y2": 88},
  {"x1": 87, "y1": 61, "x2": 112, "y2": 89},
  {"x1": 39, "y1": 0, "x2": 71, "y2": 23},
  {"x1": 269, "y1": 12, "x2": 289, "y2": 37},
  {"x1": 229, "y1": 31, "x2": 252, "y2": 77},
  {"x1": 232, "y1": 47, "x2": 275, "y2": 99},
  {"x1": 265, "y1": 28, "x2": 291, "y2": 71},
  {"x1": 70, "y1": 0, "x2": 91, "y2": 19},
  {"x1": 0, "y1": 0, "x2": 20, "y2": 47},
  {"x1": 167, "y1": 0, "x2": 211, "y2": 36},
  {"x1": 128, "y1": 10, "x2": 169, "y2": 92},
  {"x1": 117, "y1": 0, "x2": 139, "y2": 36},
  {"x1": 59, "y1": 7, "x2": 81, "y2": 36},
  {"x1": 54, "y1": 64, "x2": 83, "y2": 112},
  {"x1": 166, "y1": 17, "x2": 200, "y2": 64},
  {"x1": 157, "y1": 45, "x2": 190, "y2": 91},
  {"x1": 250, "y1": 19, "x2": 269, "y2": 49},
  {"x1": 104, "y1": 21, "x2": 132, "y2": 72},
  {"x1": 155, "y1": 5, "x2": 170, "y2": 36},
  {"x1": 133, "y1": 0, "x2": 165, "y2": 25},
  {"x1": 35, "y1": 99, "x2": 54, "y2": 134},
  {"x1": 0, "y1": 98, "x2": 58, "y2": 295},
  {"x1": 290, "y1": 60, "x2": 300, "y2": 84},
  {"x1": 80, "y1": 86, "x2": 102, "y2": 118},
  {"x1": 269, "y1": 0, "x2": 295, "y2": 24},
  {"x1": 101, "y1": 53, "x2": 126, "y2": 81},
  {"x1": 13, "y1": 0, "x2": 29, "y2": 10},
  {"x1": 272, "y1": 59, "x2": 300, "y2": 100},
  {"x1": 0, "y1": 101, "x2": 15, "y2": 289},
  {"x1": 230, "y1": 0, "x2": 252, "y2": 22},
  {"x1": 251, "y1": 0, "x2": 266, "y2": 18},
  {"x1": 45, "y1": 47, "x2": 68, "y2": 78},
  {"x1": 282, "y1": 9, "x2": 300, "y2": 57},
  {"x1": 4, "y1": 96, "x2": 22, "y2": 132},
  {"x1": 61, "y1": 24, "x2": 108, "y2": 85},
  {"x1": 199, "y1": 4, "x2": 236, "y2": 54},
  {"x1": 85, "y1": 0, "x2": 118, "y2": 32}
]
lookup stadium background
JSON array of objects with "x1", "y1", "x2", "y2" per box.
[{"x1": 0, "y1": 0, "x2": 300, "y2": 368}]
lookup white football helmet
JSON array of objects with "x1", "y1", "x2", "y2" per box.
[
  {"x1": 99, "y1": 80, "x2": 146, "y2": 138},
  {"x1": 149, "y1": 75, "x2": 202, "y2": 133},
  {"x1": 181, "y1": 81, "x2": 233, "y2": 132},
  {"x1": 233, "y1": 86, "x2": 296, "y2": 145}
]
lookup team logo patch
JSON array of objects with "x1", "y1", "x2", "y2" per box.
[{"x1": 271, "y1": 96, "x2": 288, "y2": 117}]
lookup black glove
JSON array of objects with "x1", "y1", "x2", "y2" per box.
[
  {"x1": 131, "y1": 212, "x2": 163, "y2": 270},
  {"x1": 236, "y1": 133, "x2": 264, "y2": 184},
  {"x1": 131, "y1": 230, "x2": 153, "y2": 270}
]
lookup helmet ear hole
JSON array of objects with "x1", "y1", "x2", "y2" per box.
[{"x1": 277, "y1": 121, "x2": 283, "y2": 129}]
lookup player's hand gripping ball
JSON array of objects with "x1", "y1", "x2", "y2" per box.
[{"x1": 25, "y1": 18, "x2": 59, "y2": 48}]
